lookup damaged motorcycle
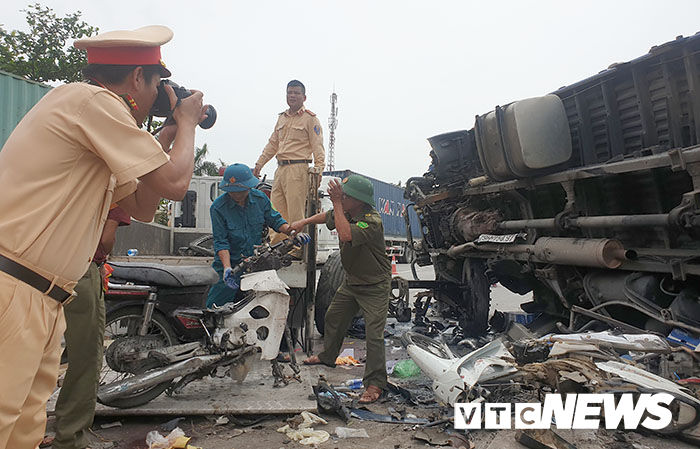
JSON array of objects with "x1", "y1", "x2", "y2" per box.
[{"x1": 98, "y1": 234, "x2": 309, "y2": 408}]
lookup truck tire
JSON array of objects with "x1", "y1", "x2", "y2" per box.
[
  {"x1": 315, "y1": 251, "x2": 346, "y2": 335},
  {"x1": 460, "y1": 259, "x2": 491, "y2": 336},
  {"x1": 400, "y1": 243, "x2": 415, "y2": 264}
]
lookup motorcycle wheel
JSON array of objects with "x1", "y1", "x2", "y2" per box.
[{"x1": 99, "y1": 306, "x2": 177, "y2": 408}]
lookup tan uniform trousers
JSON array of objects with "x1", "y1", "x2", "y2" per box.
[
  {"x1": 270, "y1": 163, "x2": 309, "y2": 244},
  {"x1": 0, "y1": 271, "x2": 66, "y2": 449}
]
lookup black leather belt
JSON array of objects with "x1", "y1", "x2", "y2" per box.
[
  {"x1": 278, "y1": 159, "x2": 312, "y2": 165},
  {"x1": 0, "y1": 254, "x2": 74, "y2": 303}
]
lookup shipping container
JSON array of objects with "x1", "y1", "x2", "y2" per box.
[
  {"x1": 324, "y1": 169, "x2": 422, "y2": 260},
  {"x1": 0, "y1": 70, "x2": 52, "y2": 149}
]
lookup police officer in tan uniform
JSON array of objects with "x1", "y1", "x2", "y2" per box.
[
  {"x1": 291, "y1": 175, "x2": 392, "y2": 404},
  {"x1": 0, "y1": 26, "x2": 208, "y2": 449},
  {"x1": 253, "y1": 80, "x2": 325, "y2": 243}
]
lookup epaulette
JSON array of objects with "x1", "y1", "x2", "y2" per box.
[{"x1": 305, "y1": 109, "x2": 316, "y2": 116}]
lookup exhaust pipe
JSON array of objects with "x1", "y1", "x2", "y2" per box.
[
  {"x1": 447, "y1": 237, "x2": 629, "y2": 269},
  {"x1": 98, "y1": 354, "x2": 224, "y2": 404}
]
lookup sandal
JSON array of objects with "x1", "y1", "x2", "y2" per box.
[
  {"x1": 302, "y1": 355, "x2": 323, "y2": 365},
  {"x1": 276, "y1": 352, "x2": 291, "y2": 363},
  {"x1": 358, "y1": 385, "x2": 382, "y2": 404}
]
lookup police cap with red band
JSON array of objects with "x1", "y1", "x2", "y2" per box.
[{"x1": 74, "y1": 25, "x2": 173, "y2": 77}]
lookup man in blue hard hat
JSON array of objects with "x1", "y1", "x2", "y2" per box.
[
  {"x1": 207, "y1": 163, "x2": 295, "y2": 307},
  {"x1": 290, "y1": 174, "x2": 391, "y2": 404}
]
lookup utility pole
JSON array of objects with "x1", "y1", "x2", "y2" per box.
[{"x1": 327, "y1": 92, "x2": 338, "y2": 171}]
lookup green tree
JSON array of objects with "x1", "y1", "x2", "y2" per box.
[
  {"x1": 0, "y1": 3, "x2": 98, "y2": 83},
  {"x1": 194, "y1": 143, "x2": 222, "y2": 176}
]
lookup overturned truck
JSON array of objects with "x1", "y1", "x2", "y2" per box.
[{"x1": 405, "y1": 34, "x2": 700, "y2": 336}]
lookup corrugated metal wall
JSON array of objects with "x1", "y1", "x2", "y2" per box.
[
  {"x1": 324, "y1": 169, "x2": 422, "y2": 239},
  {"x1": 0, "y1": 70, "x2": 52, "y2": 149}
]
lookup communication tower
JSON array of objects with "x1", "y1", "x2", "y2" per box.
[{"x1": 327, "y1": 92, "x2": 338, "y2": 171}]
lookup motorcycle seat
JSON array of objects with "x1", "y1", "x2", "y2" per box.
[{"x1": 109, "y1": 261, "x2": 219, "y2": 287}]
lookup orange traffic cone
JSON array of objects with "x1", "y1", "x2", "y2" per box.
[{"x1": 391, "y1": 255, "x2": 398, "y2": 275}]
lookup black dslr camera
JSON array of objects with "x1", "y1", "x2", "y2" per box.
[{"x1": 150, "y1": 80, "x2": 217, "y2": 129}]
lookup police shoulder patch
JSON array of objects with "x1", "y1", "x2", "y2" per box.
[
  {"x1": 313, "y1": 124, "x2": 321, "y2": 135},
  {"x1": 356, "y1": 221, "x2": 369, "y2": 229}
]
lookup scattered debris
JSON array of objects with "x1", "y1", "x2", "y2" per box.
[
  {"x1": 335, "y1": 426, "x2": 369, "y2": 438},
  {"x1": 146, "y1": 427, "x2": 201, "y2": 449},
  {"x1": 313, "y1": 375, "x2": 352, "y2": 421},
  {"x1": 339, "y1": 348, "x2": 355, "y2": 358},
  {"x1": 668, "y1": 329, "x2": 700, "y2": 351},
  {"x1": 335, "y1": 355, "x2": 362, "y2": 366},
  {"x1": 413, "y1": 427, "x2": 451, "y2": 446},
  {"x1": 228, "y1": 429, "x2": 244, "y2": 438},
  {"x1": 515, "y1": 429, "x2": 577, "y2": 449},
  {"x1": 99, "y1": 421, "x2": 122, "y2": 429},
  {"x1": 393, "y1": 359, "x2": 421, "y2": 378},
  {"x1": 213, "y1": 415, "x2": 229, "y2": 426},
  {"x1": 277, "y1": 411, "x2": 330, "y2": 445},
  {"x1": 403, "y1": 333, "x2": 516, "y2": 405},
  {"x1": 350, "y1": 408, "x2": 429, "y2": 424},
  {"x1": 160, "y1": 417, "x2": 186, "y2": 432},
  {"x1": 287, "y1": 411, "x2": 328, "y2": 429},
  {"x1": 540, "y1": 331, "x2": 672, "y2": 352}
]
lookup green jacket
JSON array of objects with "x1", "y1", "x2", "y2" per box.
[{"x1": 326, "y1": 206, "x2": 391, "y2": 285}]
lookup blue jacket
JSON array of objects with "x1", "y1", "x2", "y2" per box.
[
  {"x1": 206, "y1": 189, "x2": 286, "y2": 307},
  {"x1": 210, "y1": 189, "x2": 286, "y2": 271}
]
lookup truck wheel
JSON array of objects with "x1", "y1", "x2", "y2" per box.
[
  {"x1": 315, "y1": 251, "x2": 346, "y2": 335},
  {"x1": 460, "y1": 259, "x2": 491, "y2": 337},
  {"x1": 400, "y1": 244, "x2": 415, "y2": 264}
]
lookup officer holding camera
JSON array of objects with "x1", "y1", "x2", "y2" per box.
[{"x1": 0, "y1": 25, "x2": 208, "y2": 449}]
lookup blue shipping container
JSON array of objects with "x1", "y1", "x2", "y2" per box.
[{"x1": 323, "y1": 169, "x2": 421, "y2": 239}]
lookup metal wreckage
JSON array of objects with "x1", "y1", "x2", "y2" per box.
[{"x1": 399, "y1": 34, "x2": 700, "y2": 442}]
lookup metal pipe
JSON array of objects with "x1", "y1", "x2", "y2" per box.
[
  {"x1": 498, "y1": 219, "x2": 556, "y2": 230},
  {"x1": 497, "y1": 214, "x2": 670, "y2": 231},
  {"x1": 447, "y1": 237, "x2": 628, "y2": 269},
  {"x1": 97, "y1": 354, "x2": 224, "y2": 404},
  {"x1": 587, "y1": 300, "x2": 700, "y2": 335},
  {"x1": 570, "y1": 214, "x2": 669, "y2": 228}
]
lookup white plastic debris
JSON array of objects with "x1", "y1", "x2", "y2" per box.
[
  {"x1": 277, "y1": 425, "x2": 330, "y2": 445},
  {"x1": 276, "y1": 411, "x2": 330, "y2": 445},
  {"x1": 335, "y1": 426, "x2": 369, "y2": 438},
  {"x1": 540, "y1": 331, "x2": 671, "y2": 352},
  {"x1": 405, "y1": 336, "x2": 516, "y2": 405},
  {"x1": 145, "y1": 427, "x2": 185, "y2": 449}
]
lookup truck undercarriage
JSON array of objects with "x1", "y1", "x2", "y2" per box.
[{"x1": 405, "y1": 34, "x2": 700, "y2": 337}]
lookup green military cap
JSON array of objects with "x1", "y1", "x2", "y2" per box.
[{"x1": 341, "y1": 174, "x2": 374, "y2": 206}]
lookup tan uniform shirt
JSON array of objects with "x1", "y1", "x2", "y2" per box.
[
  {"x1": 256, "y1": 107, "x2": 325, "y2": 171},
  {"x1": 0, "y1": 83, "x2": 169, "y2": 287}
]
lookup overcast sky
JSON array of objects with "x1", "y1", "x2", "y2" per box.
[{"x1": 2, "y1": 1, "x2": 700, "y2": 183}]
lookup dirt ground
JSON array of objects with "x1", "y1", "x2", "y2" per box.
[
  {"x1": 47, "y1": 331, "x2": 699, "y2": 449},
  {"x1": 44, "y1": 265, "x2": 700, "y2": 449}
]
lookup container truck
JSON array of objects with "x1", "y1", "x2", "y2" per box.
[{"x1": 404, "y1": 33, "x2": 700, "y2": 336}]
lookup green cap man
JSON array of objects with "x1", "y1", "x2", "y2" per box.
[{"x1": 341, "y1": 174, "x2": 374, "y2": 206}]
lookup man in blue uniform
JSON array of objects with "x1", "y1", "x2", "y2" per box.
[{"x1": 207, "y1": 163, "x2": 294, "y2": 307}]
